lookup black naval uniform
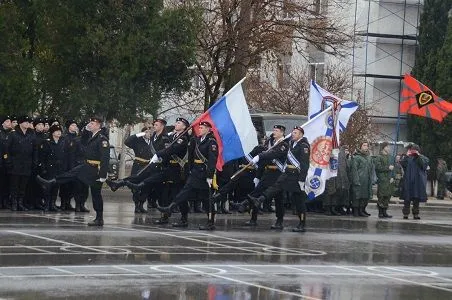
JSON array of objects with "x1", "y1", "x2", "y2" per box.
[
  {"x1": 0, "y1": 125, "x2": 11, "y2": 209},
  {"x1": 37, "y1": 130, "x2": 110, "y2": 225},
  {"x1": 151, "y1": 131, "x2": 189, "y2": 223},
  {"x1": 39, "y1": 136, "x2": 68, "y2": 211},
  {"x1": 250, "y1": 137, "x2": 310, "y2": 231},
  {"x1": 158, "y1": 132, "x2": 218, "y2": 229},
  {"x1": 58, "y1": 130, "x2": 79, "y2": 211},
  {"x1": 124, "y1": 132, "x2": 153, "y2": 213},
  {"x1": 25, "y1": 130, "x2": 48, "y2": 210},
  {"x1": 4, "y1": 128, "x2": 38, "y2": 211},
  {"x1": 245, "y1": 136, "x2": 288, "y2": 225}
]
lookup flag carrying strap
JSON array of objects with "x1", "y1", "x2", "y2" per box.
[{"x1": 285, "y1": 148, "x2": 300, "y2": 171}]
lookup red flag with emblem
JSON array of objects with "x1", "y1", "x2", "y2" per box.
[{"x1": 400, "y1": 74, "x2": 452, "y2": 122}]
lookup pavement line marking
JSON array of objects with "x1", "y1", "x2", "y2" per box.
[
  {"x1": 7, "y1": 230, "x2": 110, "y2": 254},
  {"x1": 48, "y1": 267, "x2": 77, "y2": 275},
  {"x1": 231, "y1": 266, "x2": 263, "y2": 274},
  {"x1": 112, "y1": 266, "x2": 150, "y2": 276},
  {"x1": 183, "y1": 246, "x2": 216, "y2": 254},
  {"x1": 336, "y1": 266, "x2": 452, "y2": 293},
  {"x1": 283, "y1": 266, "x2": 317, "y2": 274},
  {"x1": 175, "y1": 266, "x2": 321, "y2": 300},
  {"x1": 15, "y1": 244, "x2": 56, "y2": 254}
]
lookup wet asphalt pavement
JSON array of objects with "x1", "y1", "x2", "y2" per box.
[{"x1": 1, "y1": 190, "x2": 452, "y2": 299}]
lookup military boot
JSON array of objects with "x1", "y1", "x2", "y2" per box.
[
  {"x1": 324, "y1": 206, "x2": 332, "y2": 216},
  {"x1": 199, "y1": 212, "x2": 215, "y2": 231},
  {"x1": 413, "y1": 214, "x2": 421, "y2": 220},
  {"x1": 383, "y1": 208, "x2": 392, "y2": 218},
  {"x1": 247, "y1": 194, "x2": 265, "y2": 211},
  {"x1": 154, "y1": 213, "x2": 169, "y2": 225},
  {"x1": 331, "y1": 206, "x2": 341, "y2": 216},
  {"x1": 244, "y1": 211, "x2": 258, "y2": 226},
  {"x1": 362, "y1": 205, "x2": 371, "y2": 216},
  {"x1": 292, "y1": 213, "x2": 306, "y2": 232},
  {"x1": 106, "y1": 179, "x2": 125, "y2": 192},
  {"x1": 88, "y1": 212, "x2": 104, "y2": 226},
  {"x1": 172, "y1": 214, "x2": 188, "y2": 228},
  {"x1": 157, "y1": 202, "x2": 177, "y2": 217},
  {"x1": 17, "y1": 197, "x2": 28, "y2": 211},
  {"x1": 352, "y1": 207, "x2": 359, "y2": 217},
  {"x1": 358, "y1": 207, "x2": 368, "y2": 217},
  {"x1": 378, "y1": 207, "x2": 385, "y2": 218},
  {"x1": 270, "y1": 218, "x2": 284, "y2": 230}
]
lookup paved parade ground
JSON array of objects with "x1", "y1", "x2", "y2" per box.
[{"x1": 1, "y1": 190, "x2": 452, "y2": 299}]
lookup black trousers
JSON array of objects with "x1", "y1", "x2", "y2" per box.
[
  {"x1": 173, "y1": 181, "x2": 211, "y2": 216},
  {"x1": 10, "y1": 175, "x2": 30, "y2": 199}
]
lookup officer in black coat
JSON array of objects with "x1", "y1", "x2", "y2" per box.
[
  {"x1": 158, "y1": 121, "x2": 218, "y2": 230},
  {"x1": 106, "y1": 119, "x2": 169, "y2": 212},
  {"x1": 123, "y1": 125, "x2": 153, "y2": 213},
  {"x1": 58, "y1": 119, "x2": 79, "y2": 211},
  {"x1": 249, "y1": 126, "x2": 310, "y2": 231},
  {"x1": 24, "y1": 117, "x2": 48, "y2": 210},
  {"x1": 0, "y1": 115, "x2": 13, "y2": 209},
  {"x1": 39, "y1": 125, "x2": 68, "y2": 211},
  {"x1": 4, "y1": 116, "x2": 38, "y2": 211},
  {"x1": 37, "y1": 117, "x2": 110, "y2": 226},
  {"x1": 238, "y1": 125, "x2": 288, "y2": 226}
]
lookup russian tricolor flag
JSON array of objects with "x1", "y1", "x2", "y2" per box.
[{"x1": 193, "y1": 78, "x2": 258, "y2": 171}]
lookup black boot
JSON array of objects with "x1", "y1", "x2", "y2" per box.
[
  {"x1": 88, "y1": 212, "x2": 104, "y2": 226},
  {"x1": 36, "y1": 175, "x2": 56, "y2": 192},
  {"x1": 199, "y1": 212, "x2": 215, "y2": 231},
  {"x1": 106, "y1": 179, "x2": 124, "y2": 192},
  {"x1": 157, "y1": 202, "x2": 176, "y2": 217},
  {"x1": 362, "y1": 206, "x2": 371, "y2": 216},
  {"x1": 413, "y1": 214, "x2": 421, "y2": 220},
  {"x1": 154, "y1": 213, "x2": 169, "y2": 225},
  {"x1": 383, "y1": 208, "x2": 392, "y2": 218},
  {"x1": 218, "y1": 200, "x2": 231, "y2": 214},
  {"x1": 244, "y1": 211, "x2": 257, "y2": 226},
  {"x1": 172, "y1": 214, "x2": 188, "y2": 228},
  {"x1": 134, "y1": 200, "x2": 141, "y2": 214},
  {"x1": 138, "y1": 201, "x2": 147, "y2": 213},
  {"x1": 324, "y1": 206, "x2": 332, "y2": 216},
  {"x1": 270, "y1": 218, "x2": 284, "y2": 230},
  {"x1": 232, "y1": 199, "x2": 249, "y2": 213},
  {"x1": 247, "y1": 194, "x2": 265, "y2": 211},
  {"x1": 17, "y1": 197, "x2": 28, "y2": 211},
  {"x1": 125, "y1": 181, "x2": 145, "y2": 192},
  {"x1": 331, "y1": 206, "x2": 340, "y2": 216},
  {"x1": 79, "y1": 201, "x2": 90, "y2": 213},
  {"x1": 352, "y1": 207, "x2": 359, "y2": 217},
  {"x1": 10, "y1": 196, "x2": 18, "y2": 211},
  {"x1": 378, "y1": 207, "x2": 385, "y2": 218},
  {"x1": 358, "y1": 207, "x2": 368, "y2": 217},
  {"x1": 292, "y1": 213, "x2": 306, "y2": 232}
]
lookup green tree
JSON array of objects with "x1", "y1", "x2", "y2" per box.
[
  {"x1": 408, "y1": 0, "x2": 452, "y2": 169},
  {"x1": 0, "y1": 1, "x2": 36, "y2": 115},
  {"x1": 34, "y1": 0, "x2": 200, "y2": 123}
]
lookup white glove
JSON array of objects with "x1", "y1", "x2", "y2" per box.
[
  {"x1": 206, "y1": 178, "x2": 213, "y2": 187},
  {"x1": 251, "y1": 155, "x2": 260, "y2": 165},
  {"x1": 389, "y1": 165, "x2": 394, "y2": 171},
  {"x1": 150, "y1": 154, "x2": 159, "y2": 164},
  {"x1": 298, "y1": 181, "x2": 305, "y2": 191},
  {"x1": 390, "y1": 178, "x2": 394, "y2": 184},
  {"x1": 97, "y1": 178, "x2": 107, "y2": 183},
  {"x1": 136, "y1": 132, "x2": 146, "y2": 137},
  {"x1": 253, "y1": 178, "x2": 260, "y2": 187}
]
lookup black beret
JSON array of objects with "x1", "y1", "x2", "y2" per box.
[
  {"x1": 176, "y1": 117, "x2": 190, "y2": 127},
  {"x1": 0, "y1": 115, "x2": 11, "y2": 124},
  {"x1": 293, "y1": 126, "x2": 304, "y2": 134},
  {"x1": 49, "y1": 124, "x2": 63, "y2": 134},
  {"x1": 65, "y1": 119, "x2": 78, "y2": 129},
  {"x1": 90, "y1": 116, "x2": 103, "y2": 124},
  {"x1": 199, "y1": 121, "x2": 212, "y2": 128},
  {"x1": 33, "y1": 117, "x2": 45, "y2": 127},
  {"x1": 153, "y1": 118, "x2": 167, "y2": 125},
  {"x1": 273, "y1": 124, "x2": 286, "y2": 131},
  {"x1": 18, "y1": 115, "x2": 32, "y2": 124}
]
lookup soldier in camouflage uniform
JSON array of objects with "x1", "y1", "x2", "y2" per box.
[
  {"x1": 374, "y1": 142, "x2": 394, "y2": 218},
  {"x1": 351, "y1": 142, "x2": 373, "y2": 217},
  {"x1": 436, "y1": 158, "x2": 447, "y2": 200}
]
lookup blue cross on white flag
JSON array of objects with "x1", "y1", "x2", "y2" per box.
[
  {"x1": 301, "y1": 107, "x2": 336, "y2": 200},
  {"x1": 308, "y1": 80, "x2": 359, "y2": 147}
]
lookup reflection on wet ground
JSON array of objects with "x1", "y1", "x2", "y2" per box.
[{"x1": 1, "y1": 190, "x2": 452, "y2": 299}]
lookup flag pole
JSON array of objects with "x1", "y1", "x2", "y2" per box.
[{"x1": 224, "y1": 77, "x2": 247, "y2": 98}]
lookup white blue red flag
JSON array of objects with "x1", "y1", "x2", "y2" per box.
[
  {"x1": 193, "y1": 78, "x2": 258, "y2": 171},
  {"x1": 308, "y1": 80, "x2": 358, "y2": 146},
  {"x1": 302, "y1": 106, "x2": 336, "y2": 200}
]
